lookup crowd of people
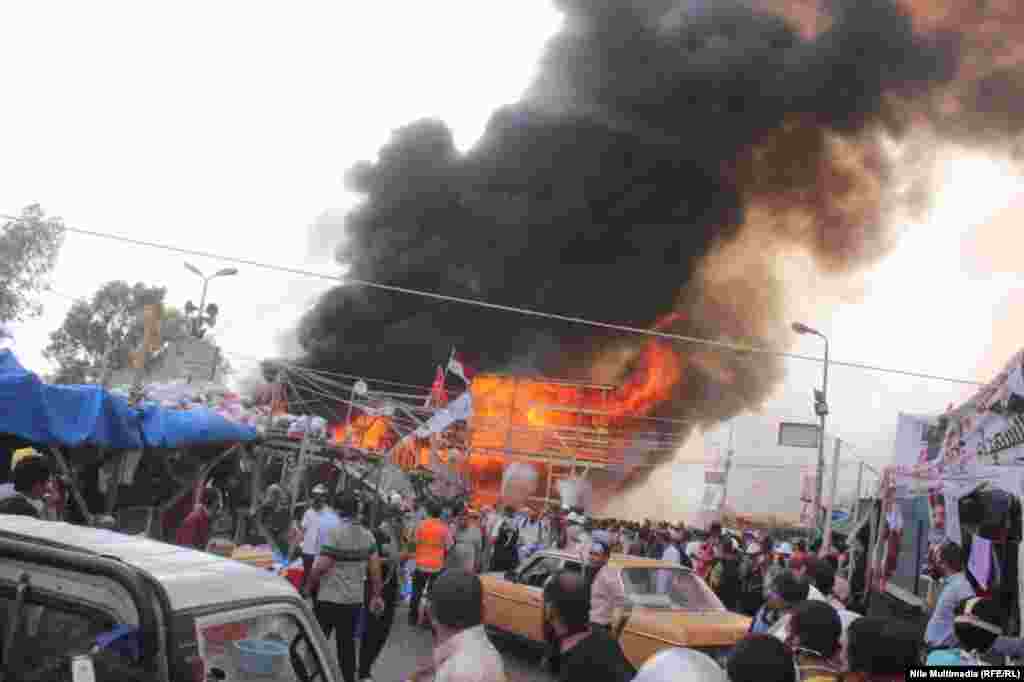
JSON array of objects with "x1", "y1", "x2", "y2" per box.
[
  {"x1": 289, "y1": 488, "x2": 1024, "y2": 682},
  {"x1": 7, "y1": 438, "x2": 1018, "y2": 682}
]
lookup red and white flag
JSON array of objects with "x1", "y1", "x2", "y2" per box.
[
  {"x1": 447, "y1": 349, "x2": 475, "y2": 383},
  {"x1": 426, "y1": 366, "x2": 448, "y2": 408}
]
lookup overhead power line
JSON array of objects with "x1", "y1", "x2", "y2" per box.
[{"x1": 64, "y1": 225, "x2": 984, "y2": 386}]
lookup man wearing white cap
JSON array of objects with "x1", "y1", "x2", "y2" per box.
[
  {"x1": 564, "y1": 510, "x2": 592, "y2": 563},
  {"x1": 300, "y1": 484, "x2": 331, "y2": 597}
]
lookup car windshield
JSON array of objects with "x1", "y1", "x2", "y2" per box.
[{"x1": 619, "y1": 567, "x2": 725, "y2": 611}]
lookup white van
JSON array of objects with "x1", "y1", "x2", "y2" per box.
[{"x1": 0, "y1": 516, "x2": 340, "y2": 682}]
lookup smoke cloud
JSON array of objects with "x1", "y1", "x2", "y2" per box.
[{"x1": 297, "y1": 0, "x2": 1024, "y2": 488}]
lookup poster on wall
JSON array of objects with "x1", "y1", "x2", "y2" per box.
[
  {"x1": 893, "y1": 413, "x2": 944, "y2": 467},
  {"x1": 893, "y1": 348, "x2": 1024, "y2": 487}
]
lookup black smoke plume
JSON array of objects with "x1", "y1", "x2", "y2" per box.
[{"x1": 295, "y1": 0, "x2": 1018, "y2": 487}]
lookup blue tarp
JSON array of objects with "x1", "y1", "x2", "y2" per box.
[
  {"x1": 0, "y1": 350, "x2": 143, "y2": 449},
  {"x1": 0, "y1": 350, "x2": 257, "y2": 450},
  {"x1": 140, "y1": 404, "x2": 257, "y2": 449}
]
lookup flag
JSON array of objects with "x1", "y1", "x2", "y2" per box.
[
  {"x1": 427, "y1": 366, "x2": 448, "y2": 408},
  {"x1": 447, "y1": 349, "x2": 475, "y2": 383}
]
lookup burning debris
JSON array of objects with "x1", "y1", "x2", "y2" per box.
[{"x1": 297, "y1": 0, "x2": 1024, "y2": 492}]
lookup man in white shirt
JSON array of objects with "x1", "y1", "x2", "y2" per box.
[
  {"x1": 316, "y1": 497, "x2": 342, "y2": 560},
  {"x1": 517, "y1": 507, "x2": 544, "y2": 563},
  {"x1": 421, "y1": 570, "x2": 506, "y2": 682},
  {"x1": 301, "y1": 484, "x2": 330, "y2": 597},
  {"x1": 657, "y1": 530, "x2": 683, "y2": 593}
]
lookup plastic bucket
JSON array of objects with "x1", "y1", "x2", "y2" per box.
[{"x1": 236, "y1": 639, "x2": 289, "y2": 676}]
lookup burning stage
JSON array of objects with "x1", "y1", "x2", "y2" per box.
[
  {"x1": 271, "y1": 337, "x2": 692, "y2": 511},
  {"x1": 427, "y1": 366, "x2": 688, "y2": 509}
]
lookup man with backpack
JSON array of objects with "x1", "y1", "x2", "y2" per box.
[
  {"x1": 490, "y1": 506, "x2": 521, "y2": 573},
  {"x1": 740, "y1": 541, "x2": 768, "y2": 616}
]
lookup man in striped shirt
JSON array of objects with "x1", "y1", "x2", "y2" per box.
[{"x1": 308, "y1": 493, "x2": 383, "y2": 682}]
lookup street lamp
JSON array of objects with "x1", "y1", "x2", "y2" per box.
[
  {"x1": 792, "y1": 321, "x2": 829, "y2": 532},
  {"x1": 184, "y1": 262, "x2": 238, "y2": 337}
]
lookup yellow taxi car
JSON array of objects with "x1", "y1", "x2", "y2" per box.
[{"x1": 480, "y1": 550, "x2": 750, "y2": 668}]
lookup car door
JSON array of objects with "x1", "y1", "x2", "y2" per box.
[
  {"x1": 0, "y1": 564, "x2": 152, "y2": 681},
  {"x1": 483, "y1": 554, "x2": 560, "y2": 642}
]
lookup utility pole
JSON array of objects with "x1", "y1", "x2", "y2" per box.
[
  {"x1": 210, "y1": 345, "x2": 220, "y2": 382},
  {"x1": 342, "y1": 379, "x2": 367, "y2": 446},
  {"x1": 848, "y1": 459, "x2": 865, "y2": 583},
  {"x1": 718, "y1": 420, "x2": 735, "y2": 520},
  {"x1": 821, "y1": 437, "x2": 841, "y2": 556},
  {"x1": 792, "y1": 322, "x2": 830, "y2": 532}
]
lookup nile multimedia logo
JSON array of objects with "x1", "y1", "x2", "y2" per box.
[{"x1": 907, "y1": 667, "x2": 1023, "y2": 679}]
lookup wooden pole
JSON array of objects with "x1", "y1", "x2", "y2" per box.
[
  {"x1": 156, "y1": 444, "x2": 240, "y2": 540},
  {"x1": 50, "y1": 446, "x2": 94, "y2": 527},
  {"x1": 545, "y1": 462, "x2": 555, "y2": 507}
]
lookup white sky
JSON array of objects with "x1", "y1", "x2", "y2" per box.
[
  {"x1": 3, "y1": 2, "x2": 1023, "y2": 520},
  {"x1": 0, "y1": 0, "x2": 563, "y2": 378}
]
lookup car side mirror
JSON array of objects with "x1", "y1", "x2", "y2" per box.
[{"x1": 504, "y1": 570, "x2": 517, "y2": 582}]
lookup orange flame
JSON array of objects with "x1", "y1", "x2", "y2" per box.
[
  {"x1": 454, "y1": 331, "x2": 685, "y2": 506},
  {"x1": 387, "y1": 315, "x2": 687, "y2": 508},
  {"x1": 332, "y1": 415, "x2": 393, "y2": 451},
  {"x1": 604, "y1": 341, "x2": 683, "y2": 418}
]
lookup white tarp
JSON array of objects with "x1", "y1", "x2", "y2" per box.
[{"x1": 413, "y1": 392, "x2": 473, "y2": 437}]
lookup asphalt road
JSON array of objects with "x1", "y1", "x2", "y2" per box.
[{"x1": 350, "y1": 602, "x2": 556, "y2": 682}]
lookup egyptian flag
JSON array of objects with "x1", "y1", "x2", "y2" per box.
[
  {"x1": 426, "y1": 366, "x2": 448, "y2": 408},
  {"x1": 447, "y1": 349, "x2": 476, "y2": 384}
]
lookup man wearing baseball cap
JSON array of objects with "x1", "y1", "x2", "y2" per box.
[{"x1": 0, "y1": 449, "x2": 52, "y2": 518}]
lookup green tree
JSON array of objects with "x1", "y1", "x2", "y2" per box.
[
  {"x1": 0, "y1": 205, "x2": 65, "y2": 322},
  {"x1": 44, "y1": 281, "x2": 189, "y2": 385}
]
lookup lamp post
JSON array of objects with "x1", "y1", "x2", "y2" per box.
[
  {"x1": 184, "y1": 262, "x2": 238, "y2": 338},
  {"x1": 793, "y1": 321, "x2": 829, "y2": 532}
]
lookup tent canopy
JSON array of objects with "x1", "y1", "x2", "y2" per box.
[
  {"x1": 140, "y1": 404, "x2": 256, "y2": 449},
  {"x1": 0, "y1": 350, "x2": 256, "y2": 451}
]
